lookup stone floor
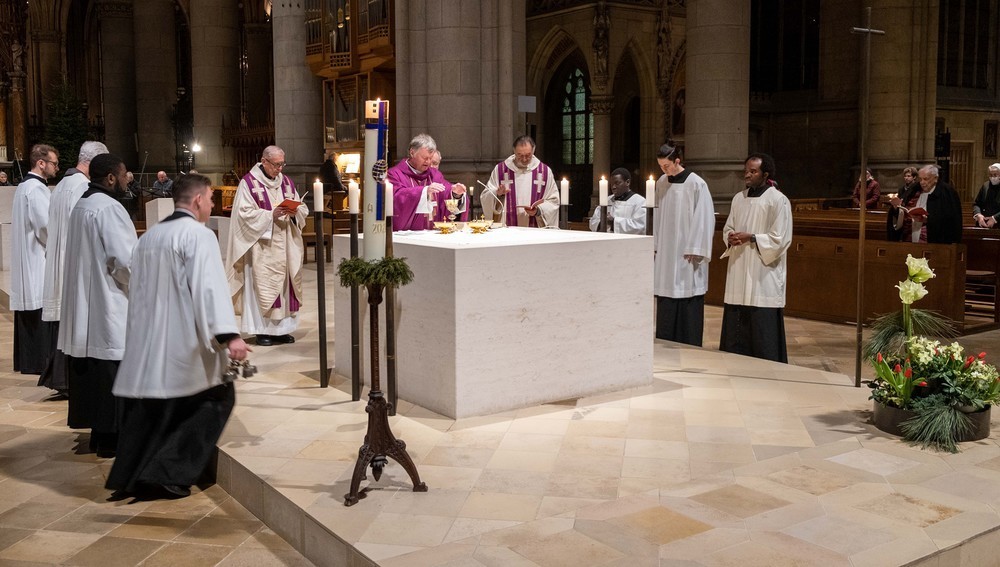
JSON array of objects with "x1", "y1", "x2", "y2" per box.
[{"x1": 3, "y1": 264, "x2": 1000, "y2": 566}]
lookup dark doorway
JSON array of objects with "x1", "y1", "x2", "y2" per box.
[{"x1": 543, "y1": 50, "x2": 593, "y2": 222}]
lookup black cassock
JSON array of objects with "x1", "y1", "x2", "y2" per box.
[{"x1": 719, "y1": 304, "x2": 788, "y2": 363}]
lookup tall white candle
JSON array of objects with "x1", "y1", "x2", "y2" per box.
[
  {"x1": 560, "y1": 178, "x2": 569, "y2": 205},
  {"x1": 384, "y1": 180, "x2": 394, "y2": 217},
  {"x1": 645, "y1": 175, "x2": 655, "y2": 208},
  {"x1": 348, "y1": 180, "x2": 360, "y2": 213},
  {"x1": 598, "y1": 176, "x2": 608, "y2": 206},
  {"x1": 313, "y1": 179, "x2": 323, "y2": 212}
]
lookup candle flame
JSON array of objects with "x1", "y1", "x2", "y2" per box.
[{"x1": 601, "y1": 175, "x2": 606, "y2": 181}]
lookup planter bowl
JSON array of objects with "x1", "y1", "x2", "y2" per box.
[{"x1": 872, "y1": 401, "x2": 991, "y2": 441}]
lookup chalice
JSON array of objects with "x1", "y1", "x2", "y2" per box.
[{"x1": 444, "y1": 198, "x2": 460, "y2": 222}]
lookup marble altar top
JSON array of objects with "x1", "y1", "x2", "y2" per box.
[{"x1": 342, "y1": 226, "x2": 650, "y2": 250}]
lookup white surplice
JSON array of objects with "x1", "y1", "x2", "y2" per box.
[
  {"x1": 224, "y1": 165, "x2": 307, "y2": 335},
  {"x1": 589, "y1": 192, "x2": 647, "y2": 234},
  {"x1": 653, "y1": 171, "x2": 716, "y2": 298},
  {"x1": 42, "y1": 171, "x2": 89, "y2": 321},
  {"x1": 10, "y1": 174, "x2": 50, "y2": 312},
  {"x1": 482, "y1": 155, "x2": 560, "y2": 227},
  {"x1": 720, "y1": 186, "x2": 793, "y2": 308},
  {"x1": 114, "y1": 210, "x2": 239, "y2": 398},
  {"x1": 58, "y1": 190, "x2": 137, "y2": 360}
]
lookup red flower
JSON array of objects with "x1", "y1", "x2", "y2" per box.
[
  {"x1": 894, "y1": 364, "x2": 902, "y2": 373},
  {"x1": 877, "y1": 353, "x2": 883, "y2": 363},
  {"x1": 918, "y1": 381, "x2": 928, "y2": 387},
  {"x1": 965, "y1": 355, "x2": 976, "y2": 369},
  {"x1": 980, "y1": 352, "x2": 987, "y2": 359},
  {"x1": 904, "y1": 368, "x2": 913, "y2": 379}
]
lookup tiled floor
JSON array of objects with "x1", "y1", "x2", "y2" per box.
[{"x1": 3, "y1": 264, "x2": 1000, "y2": 566}]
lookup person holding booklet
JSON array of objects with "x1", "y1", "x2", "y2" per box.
[
  {"x1": 482, "y1": 136, "x2": 560, "y2": 227},
  {"x1": 887, "y1": 164, "x2": 962, "y2": 244},
  {"x1": 224, "y1": 145, "x2": 307, "y2": 346}
]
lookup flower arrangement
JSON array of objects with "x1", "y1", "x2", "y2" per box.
[{"x1": 866, "y1": 255, "x2": 1000, "y2": 452}]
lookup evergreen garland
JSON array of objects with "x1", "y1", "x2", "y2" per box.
[{"x1": 337, "y1": 257, "x2": 414, "y2": 288}]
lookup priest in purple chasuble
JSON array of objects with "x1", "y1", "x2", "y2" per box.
[
  {"x1": 482, "y1": 136, "x2": 560, "y2": 227},
  {"x1": 224, "y1": 145, "x2": 308, "y2": 346},
  {"x1": 385, "y1": 133, "x2": 468, "y2": 230}
]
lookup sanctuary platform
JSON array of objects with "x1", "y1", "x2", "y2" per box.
[{"x1": 333, "y1": 227, "x2": 653, "y2": 418}]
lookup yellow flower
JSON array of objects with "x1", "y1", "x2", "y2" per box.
[
  {"x1": 897, "y1": 279, "x2": 928, "y2": 305},
  {"x1": 905, "y1": 254, "x2": 936, "y2": 283}
]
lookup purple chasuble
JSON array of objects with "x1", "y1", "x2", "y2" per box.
[
  {"x1": 385, "y1": 160, "x2": 463, "y2": 230},
  {"x1": 496, "y1": 162, "x2": 552, "y2": 228},
  {"x1": 241, "y1": 170, "x2": 301, "y2": 312}
]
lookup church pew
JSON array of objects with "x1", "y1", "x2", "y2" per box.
[{"x1": 705, "y1": 233, "x2": 967, "y2": 331}]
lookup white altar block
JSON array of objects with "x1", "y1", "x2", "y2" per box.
[
  {"x1": 206, "y1": 216, "x2": 231, "y2": 264},
  {"x1": 0, "y1": 223, "x2": 10, "y2": 271},
  {"x1": 144, "y1": 198, "x2": 175, "y2": 229},
  {"x1": 0, "y1": 187, "x2": 15, "y2": 224},
  {"x1": 333, "y1": 228, "x2": 654, "y2": 418}
]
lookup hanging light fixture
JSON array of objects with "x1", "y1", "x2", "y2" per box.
[
  {"x1": 344, "y1": 1, "x2": 350, "y2": 21},
  {"x1": 337, "y1": 7, "x2": 344, "y2": 28}
]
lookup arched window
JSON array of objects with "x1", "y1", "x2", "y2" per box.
[{"x1": 560, "y1": 68, "x2": 592, "y2": 165}]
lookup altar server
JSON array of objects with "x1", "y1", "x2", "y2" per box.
[
  {"x1": 589, "y1": 168, "x2": 646, "y2": 234},
  {"x1": 386, "y1": 133, "x2": 468, "y2": 230},
  {"x1": 108, "y1": 174, "x2": 250, "y2": 500},
  {"x1": 225, "y1": 145, "x2": 307, "y2": 346},
  {"x1": 483, "y1": 136, "x2": 559, "y2": 227},
  {"x1": 39, "y1": 141, "x2": 108, "y2": 392},
  {"x1": 652, "y1": 142, "x2": 715, "y2": 346},
  {"x1": 10, "y1": 144, "x2": 58, "y2": 374},
  {"x1": 720, "y1": 153, "x2": 792, "y2": 363},
  {"x1": 59, "y1": 153, "x2": 137, "y2": 456}
]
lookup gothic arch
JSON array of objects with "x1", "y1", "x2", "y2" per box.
[{"x1": 528, "y1": 26, "x2": 587, "y2": 103}]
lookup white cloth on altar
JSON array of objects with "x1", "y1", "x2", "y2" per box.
[
  {"x1": 10, "y1": 174, "x2": 49, "y2": 311},
  {"x1": 653, "y1": 171, "x2": 715, "y2": 298},
  {"x1": 483, "y1": 155, "x2": 560, "y2": 227},
  {"x1": 114, "y1": 210, "x2": 239, "y2": 398},
  {"x1": 58, "y1": 191, "x2": 136, "y2": 360},
  {"x1": 589, "y1": 192, "x2": 646, "y2": 234},
  {"x1": 42, "y1": 171, "x2": 89, "y2": 321},
  {"x1": 720, "y1": 186, "x2": 792, "y2": 308}
]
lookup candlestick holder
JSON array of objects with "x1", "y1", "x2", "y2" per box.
[
  {"x1": 349, "y1": 212, "x2": 362, "y2": 401},
  {"x1": 599, "y1": 204, "x2": 609, "y2": 233},
  {"x1": 646, "y1": 208, "x2": 654, "y2": 236},
  {"x1": 559, "y1": 204, "x2": 569, "y2": 230},
  {"x1": 316, "y1": 209, "x2": 331, "y2": 388}
]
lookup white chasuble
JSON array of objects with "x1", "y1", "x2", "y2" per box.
[{"x1": 483, "y1": 155, "x2": 560, "y2": 228}]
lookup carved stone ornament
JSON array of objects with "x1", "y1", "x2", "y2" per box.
[{"x1": 589, "y1": 96, "x2": 614, "y2": 115}]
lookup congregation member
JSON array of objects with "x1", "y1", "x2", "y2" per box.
[
  {"x1": 108, "y1": 174, "x2": 250, "y2": 501},
  {"x1": 386, "y1": 133, "x2": 468, "y2": 229},
  {"x1": 482, "y1": 136, "x2": 559, "y2": 227},
  {"x1": 152, "y1": 170, "x2": 173, "y2": 197},
  {"x1": 652, "y1": 142, "x2": 715, "y2": 346},
  {"x1": 10, "y1": 144, "x2": 58, "y2": 375},
  {"x1": 319, "y1": 149, "x2": 344, "y2": 193},
  {"x1": 852, "y1": 168, "x2": 880, "y2": 209},
  {"x1": 720, "y1": 153, "x2": 792, "y2": 363},
  {"x1": 0, "y1": 171, "x2": 10, "y2": 185},
  {"x1": 40, "y1": 141, "x2": 109, "y2": 392},
  {"x1": 430, "y1": 150, "x2": 442, "y2": 169},
  {"x1": 59, "y1": 153, "x2": 137, "y2": 457},
  {"x1": 890, "y1": 165, "x2": 963, "y2": 244},
  {"x1": 972, "y1": 163, "x2": 1000, "y2": 228},
  {"x1": 589, "y1": 167, "x2": 645, "y2": 233},
  {"x1": 886, "y1": 166, "x2": 921, "y2": 241},
  {"x1": 225, "y1": 145, "x2": 307, "y2": 347}
]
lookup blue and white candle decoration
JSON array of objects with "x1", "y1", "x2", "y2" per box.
[{"x1": 363, "y1": 99, "x2": 390, "y2": 260}]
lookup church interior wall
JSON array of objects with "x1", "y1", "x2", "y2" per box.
[
  {"x1": 935, "y1": 108, "x2": 1000, "y2": 199},
  {"x1": 132, "y1": 0, "x2": 181, "y2": 174}
]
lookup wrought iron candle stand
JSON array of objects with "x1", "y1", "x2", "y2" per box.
[
  {"x1": 599, "y1": 204, "x2": 609, "y2": 232},
  {"x1": 315, "y1": 208, "x2": 331, "y2": 387},
  {"x1": 646, "y1": 207, "x2": 654, "y2": 236},
  {"x1": 560, "y1": 203, "x2": 569, "y2": 230},
  {"x1": 349, "y1": 211, "x2": 361, "y2": 401}
]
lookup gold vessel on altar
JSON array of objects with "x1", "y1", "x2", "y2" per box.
[
  {"x1": 433, "y1": 221, "x2": 457, "y2": 234},
  {"x1": 467, "y1": 219, "x2": 491, "y2": 234}
]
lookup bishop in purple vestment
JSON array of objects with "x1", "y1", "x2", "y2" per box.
[{"x1": 385, "y1": 133, "x2": 468, "y2": 230}]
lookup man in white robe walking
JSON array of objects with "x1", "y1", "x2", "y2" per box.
[
  {"x1": 108, "y1": 174, "x2": 250, "y2": 500},
  {"x1": 59, "y1": 153, "x2": 137, "y2": 456},
  {"x1": 225, "y1": 145, "x2": 307, "y2": 346},
  {"x1": 11, "y1": 144, "x2": 59, "y2": 375},
  {"x1": 483, "y1": 136, "x2": 560, "y2": 227},
  {"x1": 589, "y1": 168, "x2": 646, "y2": 234},
  {"x1": 653, "y1": 142, "x2": 715, "y2": 346},
  {"x1": 720, "y1": 153, "x2": 793, "y2": 362},
  {"x1": 39, "y1": 141, "x2": 109, "y2": 392}
]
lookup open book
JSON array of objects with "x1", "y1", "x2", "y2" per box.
[
  {"x1": 517, "y1": 198, "x2": 546, "y2": 210},
  {"x1": 277, "y1": 198, "x2": 302, "y2": 210}
]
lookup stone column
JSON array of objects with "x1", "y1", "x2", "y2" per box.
[
  {"x1": 189, "y1": 0, "x2": 240, "y2": 176},
  {"x1": 395, "y1": 0, "x2": 525, "y2": 179},
  {"x1": 272, "y1": 2, "x2": 321, "y2": 184},
  {"x1": 30, "y1": 30, "x2": 62, "y2": 121},
  {"x1": 684, "y1": 0, "x2": 750, "y2": 208},
  {"x1": 0, "y1": 83, "x2": 8, "y2": 162},
  {"x1": 8, "y1": 69, "x2": 27, "y2": 163},
  {"x1": 97, "y1": 0, "x2": 139, "y2": 165},
  {"x1": 591, "y1": 96, "x2": 613, "y2": 206},
  {"x1": 132, "y1": 0, "x2": 177, "y2": 171}
]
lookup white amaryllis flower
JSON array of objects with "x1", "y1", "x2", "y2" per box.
[
  {"x1": 897, "y1": 279, "x2": 929, "y2": 305},
  {"x1": 905, "y1": 254, "x2": 936, "y2": 283}
]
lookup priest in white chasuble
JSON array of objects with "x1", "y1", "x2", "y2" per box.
[
  {"x1": 58, "y1": 153, "x2": 137, "y2": 457},
  {"x1": 589, "y1": 168, "x2": 646, "y2": 233},
  {"x1": 482, "y1": 136, "x2": 560, "y2": 227},
  {"x1": 652, "y1": 142, "x2": 715, "y2": 346},
  {"x1": 39, "y1": 141, "x2": 109, "y2": 393},
  {"x1": 720, "y1": 153, "x2": 793, "y2": 363},
  {"x1": 10, "y1": 144, "x2": 58, "y2": 375},
  {"x1": 225, "y1": 145, "x2": 308, "y2": 347},
  {"x1": 108, "y1": 174, "x2": 250, "y2": 500}
]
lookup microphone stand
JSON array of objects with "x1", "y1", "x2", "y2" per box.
[{"x1": 476, "y1": 180, "x2": 506, "y2": 226}]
